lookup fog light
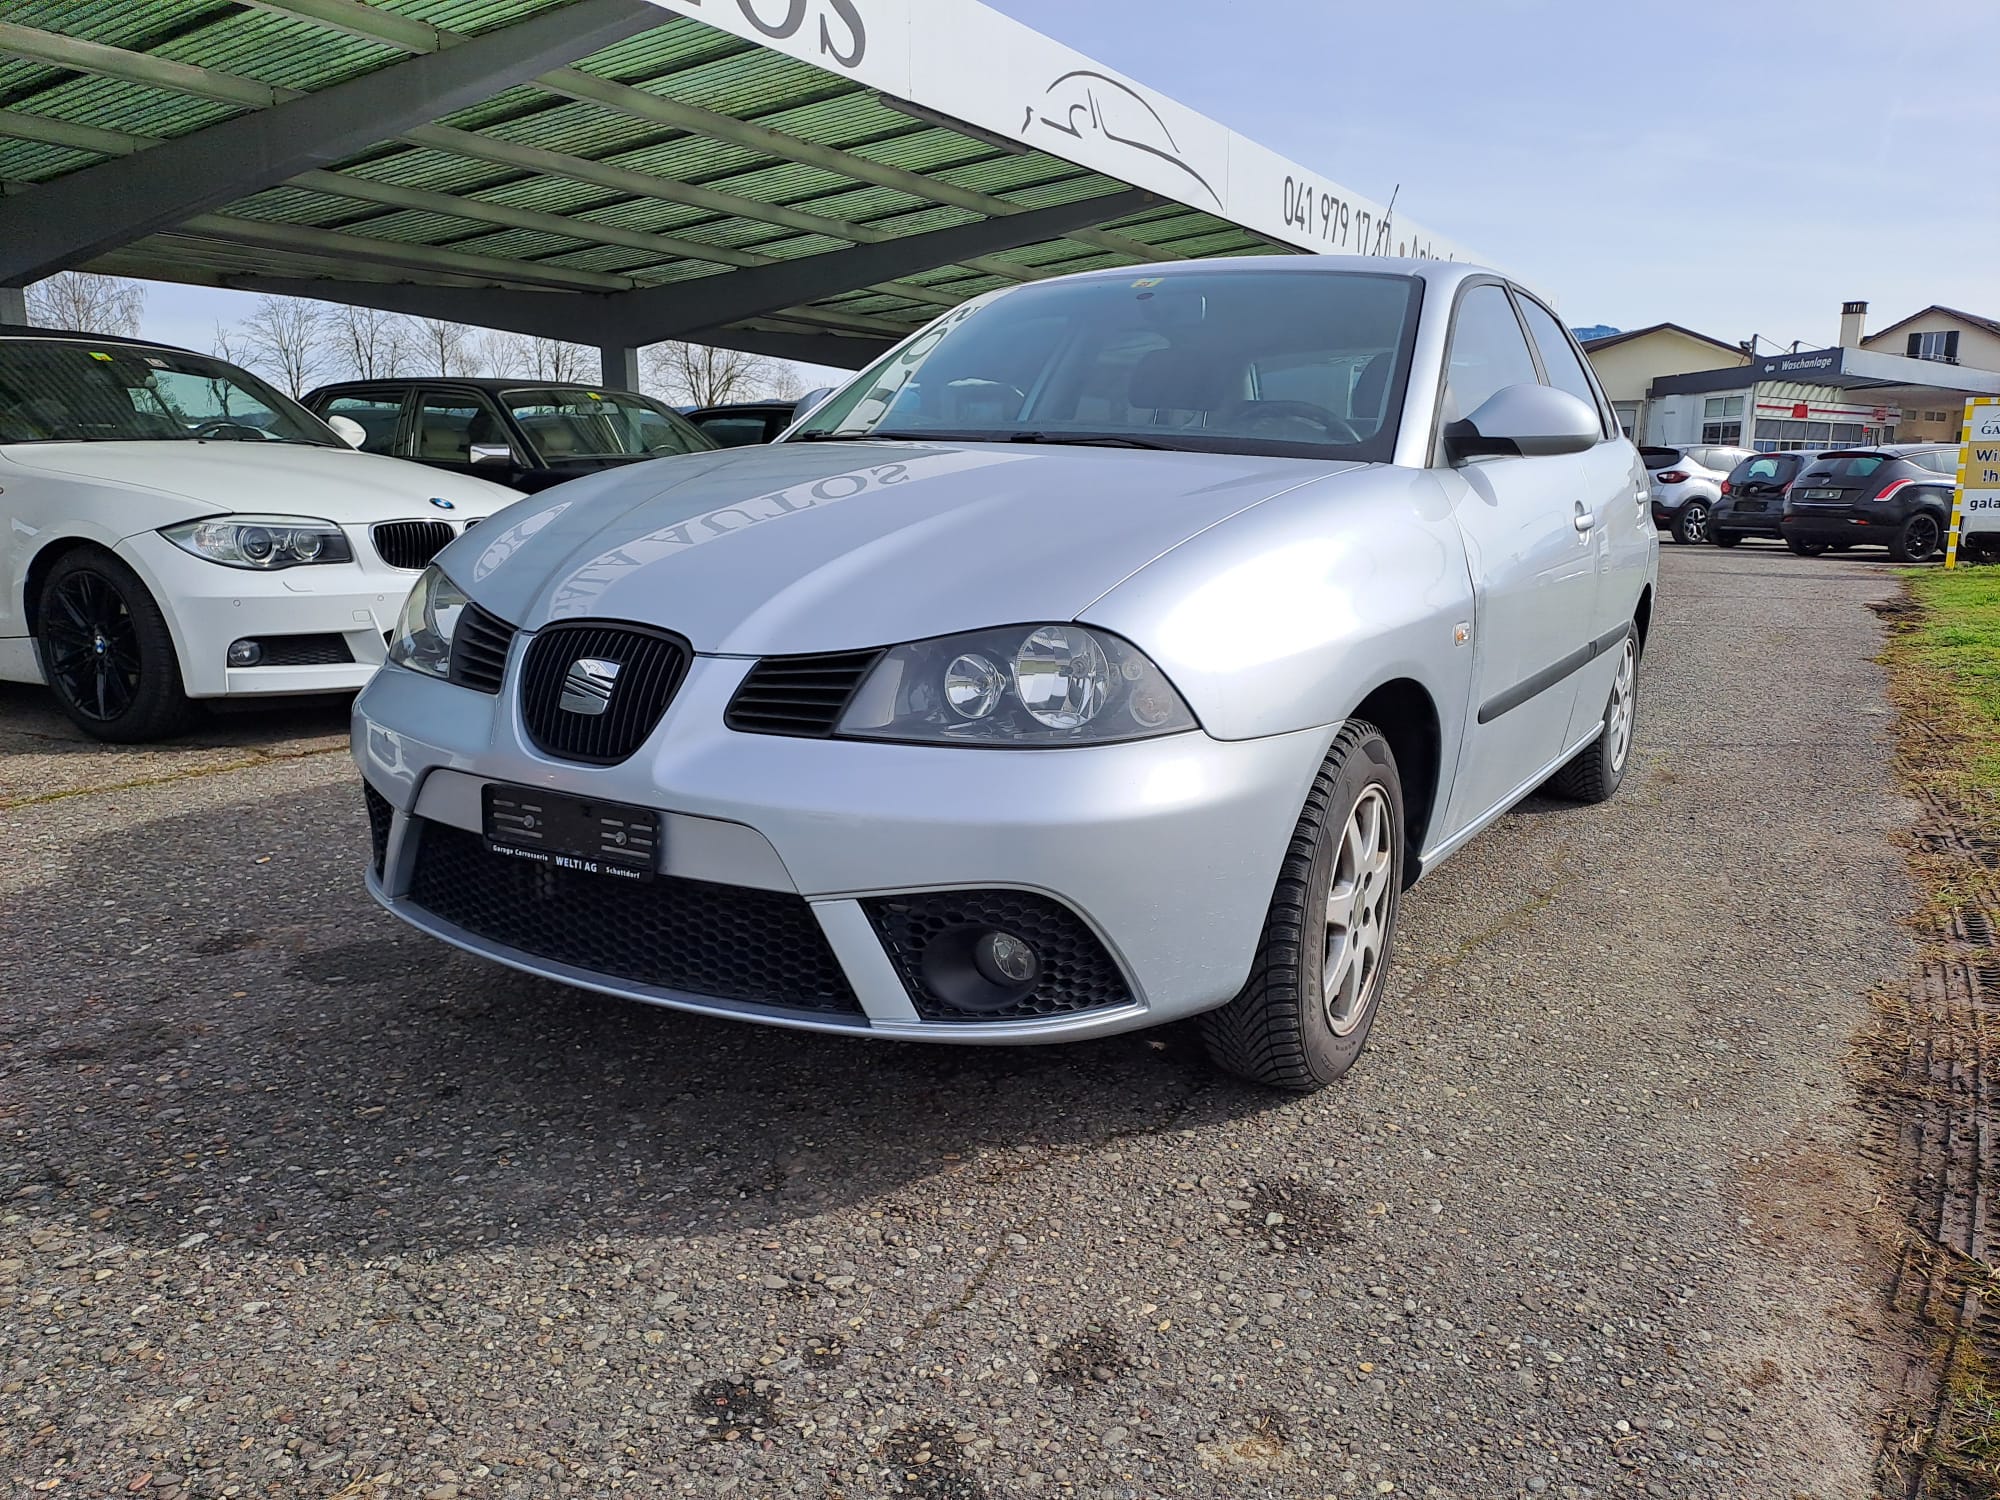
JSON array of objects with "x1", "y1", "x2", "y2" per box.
[
  {"x1": 974, "y1": 930, "x2": 1038, "y2": 987},
  {"x1": 227, "y1": 639, "x2": 263, "y2": 667}
]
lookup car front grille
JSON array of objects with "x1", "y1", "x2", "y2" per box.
[
  {"x1": 864, "y1": 889, "x2": 1133, "y2": 1022},
  {"x1": 448, "y1": 603, "x2": 516, "y2": 695},
  {"x1": 519, "y1": 622, "x2": 689, "y2": 765},
  {"x1": 250, "y1": 633, "x2": 353, "y2": 667},
  {"x1": 372, "y1": 520, "x2": 456, "y2": 571},
  {"x1": 363, "y1": 782, "x2": 393, "y2": 877},
  {"x1": 406, "y1": 820, "x2": 860, "y2": 1015},
  {"x1": 725, "y1": 648, "x2": 884, "y2": 738}
]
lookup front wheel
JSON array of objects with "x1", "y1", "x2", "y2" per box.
[
  {"x1": 1672, "y1": 500, "x2": 1710, "y2": 545},
  {"x1": 37, "y1": 549, "x2": 195, "y2": 742},
  {"x1": 1549, "y1": 632, "x2": 1637, "y2": 804},
  {"x1": 1889, "y1": 511, "x2": 1943, "y2": 564},
  {"x1": 1201, "y1": 721, "x2": 1404, "y2": 1091},
  {"x1": 1786, "y1": 536, "x2": 1830, "y2": 557}
]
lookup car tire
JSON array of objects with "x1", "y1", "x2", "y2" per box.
[
  {"x1": 1201, "y1": 720, "x2": 1404, "y2": 1092},
  {"x1": 1889, "y1": 511, "x2": 1944, "y2": 564},
  {"x1": 1548, "y1": 630, "x2": 1638, "y2": 805},
  {"x1": 1712, "y1": 530, "x2": 1742, "y2": 548},
  {"x1": 1786, "y1": 537, "x2": 1829, "y2": 557},
  {"x1": 1672, "y1": 501, "x2": 1710, "y2": 545},
  {"x1": 36, "y1": 548, "x2": 196, "y2": 743}
]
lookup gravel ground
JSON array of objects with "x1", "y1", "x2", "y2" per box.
[{"x1": 0, "y1": 544, "x2": 1919, "y2": 1499}]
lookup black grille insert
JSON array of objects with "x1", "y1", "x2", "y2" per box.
[
  {"x1": 372, "y1": 520, "x2": 456, "y2": 571},
  {"x1": 363, "y1": 782, "x2": 393, "y2": 877},
  {"x1": 726, "y1": 648, "x2": 884, "y2": 738},
  {"x1": 864, "y1": 889, "x2": 1133, "y2": 1022},
  {"x1": 448, "y1": 603, "x2": 515, "y2": 695},
  {"x1": 407, "y1": 821, "x2": 859, "y2": 1014},
  {"x1": 246, "y1": 633, "x2": 353, "y2": 667},
  {"x1": 519, "y1": 622, "x2": 689, "y2": 765}
]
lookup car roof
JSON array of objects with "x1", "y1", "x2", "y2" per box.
[
  {"x1": 687, "y1": 401, "x2": 797, "y2": 416},
  {"x1": 310, "y1": 376, "x2": 645, "y2": 395},
  {"x1": 0, "y1": 323, "x2": 202, "y2": 357}
]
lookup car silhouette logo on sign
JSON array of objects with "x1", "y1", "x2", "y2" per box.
[{"x1": 560, "y1": 658, "x2": 622, "y2": 717}]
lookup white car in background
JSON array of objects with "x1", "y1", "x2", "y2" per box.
[
  {"x1": 1642, "y1": 443, "x2": 1754, "y2": 545},
  {"x1": 0, "y1": 328, "x2": 522, "y2": 741}
]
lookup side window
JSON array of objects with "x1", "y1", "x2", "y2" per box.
[
  {"x1": 1441, "y1": 284, "x2": 1541, "y2": 430},
  {"x1": 1516, "y1": 296, "x2": 1607, "y2": 438},
  {"x1": 321, "y1": 393, "x2": 403, "y2": 454},
  {"x1": 414, "y1": 393, "x2": 509, "y2": 465}
]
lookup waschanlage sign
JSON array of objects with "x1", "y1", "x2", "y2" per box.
[{"x1": 641, "y1": 0, "x2": 1474, "y2": 264}]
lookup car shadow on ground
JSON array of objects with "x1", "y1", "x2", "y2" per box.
[
  {"x1": 2, "y1": 781, "x2": 1292, "y2": 1260},
  {"x1": 0, "y1": 681, "x2": 354, "y2": 756}
]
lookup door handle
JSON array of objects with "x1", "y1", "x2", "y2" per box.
[{"x1": 1573, "y1": 501, "x2": 1594, "y2": 533}]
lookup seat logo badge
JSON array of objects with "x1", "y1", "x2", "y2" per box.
[
  {"x1": 560, "y1": 657, "x2": 622, "y2": 717},
  {"x1": 429, "y1": 497, "x2": 455, "y2": 510}
]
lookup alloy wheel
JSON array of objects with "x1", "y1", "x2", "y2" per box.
[
  {"x1": 1606, "y1": 636, "x2": 1637, "y2": 774},
  {"x1": 1324, "y1": 784, "x2": 1394, "y2": 1036},
  {"x1": 42, "y1": 570, "x2": 142, "y2": 723},
  {"x1": 1681, "y1": 503, "x2": 1709, "y2": 543},
  {"x1": 1908, "y1": 514, "x2": 1941, "y2": 562}
]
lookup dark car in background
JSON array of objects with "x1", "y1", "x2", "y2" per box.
[
  {"x1": 303, "y1": 378, "x2": 717, "y2": 493},
  {"x1": 1779, "y1": 447, "x2": 1958, "y2": 562},
  {"x1": 685, "y1": 397, "x2": 824, "y2": 448},
  {"x1": 1711, "y1": 450, "x2": 1830, "y2": 546}
]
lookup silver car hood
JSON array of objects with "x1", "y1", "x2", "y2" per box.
[{"x1": 451, "y1": 439, "x2": 1357, "y2": 654}]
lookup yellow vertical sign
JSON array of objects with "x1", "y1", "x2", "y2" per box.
[{"x1": 1947, "y1": 397, "x2": 2000, "y2": 570}]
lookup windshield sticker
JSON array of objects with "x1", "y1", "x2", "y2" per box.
[
  {"x1": 1130, "y1": 278, "x2": 1164, "y2": 288},
  {"x1": 87, "y1": 351, "x2": 113, "y2": 362}
]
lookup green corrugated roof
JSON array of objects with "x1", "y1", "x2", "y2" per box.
[{"x1": 0, "y1": 0, "x2": 1301, "y2": 361}]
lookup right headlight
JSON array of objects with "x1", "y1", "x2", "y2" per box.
[
  {"x1": 386, "y1": 565, "x2": 468, "y2": 680},
  {"x1": 836, "y1": 623, "x2": 1197, "y2": 746}
]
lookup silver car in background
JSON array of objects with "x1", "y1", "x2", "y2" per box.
[
  {"x1": 1643, "y1": 442, "x2": 1754, "y2": 545},
  {"x1": 353, "y1": 257, "x2": 1658, "y2": 1090}
]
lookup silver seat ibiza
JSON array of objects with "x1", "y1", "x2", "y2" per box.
[{"x1": 354, "y1": 257, "x2": 1657, "y2": 1090}]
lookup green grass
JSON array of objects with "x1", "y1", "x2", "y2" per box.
[{"x1": 1905, "y1": 567, "x2": 2000, "y2": 791}]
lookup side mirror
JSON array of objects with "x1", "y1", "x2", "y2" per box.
[
  {"x1": 469, "y1": 443, "x2": 515, "y2": 467},
  {"x1": 326, "y1": 414, "x2": 367, "y2": 449},
  {"x1": 1446, "y1": 384, "x2": 1600, "y2": 462},
  {"x1": 793, "y1": 387, "x2": 836, "y2": 421}
]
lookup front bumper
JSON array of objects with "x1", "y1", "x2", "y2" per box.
[
  {"x1": 119, "y1": 531, "x2": 426, "y2": 698},
  {"x1": 352, "y1": 656, "x2": 1332, "y2": 1043}
]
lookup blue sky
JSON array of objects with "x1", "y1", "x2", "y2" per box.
[{"x1": 131, "y1": 0, "x2": 2000, "y2": 358}]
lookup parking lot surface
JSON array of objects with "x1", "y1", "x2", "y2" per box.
[{"x1": 1, "y1": 545, "x2": 1917, "y2": 1499}]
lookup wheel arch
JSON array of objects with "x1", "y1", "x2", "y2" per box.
[
  {"x1": 21, "y1": 535, "x2": 118, "y2": 638},
  {"x1": 1350, "y1": 676, "x2": 1442, "y2": 889},
  {"x1": 1634, "y1": 584, "x2": 1654, "y2": 657}
]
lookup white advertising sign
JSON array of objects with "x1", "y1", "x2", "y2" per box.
[
  {"x1": 1948, "y1": 397, "x2": 2000, "y2": 569},
  {"x1": 641, "y1": 0, "x2": 1476, "y2": 263}
]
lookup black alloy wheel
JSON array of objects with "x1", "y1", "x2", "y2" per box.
[
  {"x1": 37, "y1": 550, "x2": 195, "y2": 741},
  {"x1": 1891, "y1": 512, "x2": 1943, "y2": 564}
]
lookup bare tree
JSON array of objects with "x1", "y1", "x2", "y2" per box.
[
  {"x1": 242, "y1": 295, "x2": 335, "y2": 396},
  {"x1": 209, "y1": 320, "x2": 253, "y2": 368},
  {"x1": 25, "y1": 272, "x2": 146, "y2": 336},
  {"x1": 527, "y1": 336, "x2": 592, "y2": 384},
  {"x1": 329, "y1": 304, "x2": 410, "y2": 380},
  {"x1": 642, "y1": 340, "x2": 803, "y2": 407},
  {"x1": 475, "y1": 328, "x2": 531, "y2": 378},
  {"x1": 410, "y1": 318, "x2": 476, "y2": 376}
]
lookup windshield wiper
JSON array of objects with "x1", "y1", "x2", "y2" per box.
[
  {"x1": 1005, "y1": 431, "x2": 1178, "y2": 451},
  {"x1": 792, "y1": 429, "x2": 945, "y2": 443}
]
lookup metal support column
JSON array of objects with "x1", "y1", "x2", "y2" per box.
[
  {"x1": 0, "y1": 285, "x2": 27, "y2": 325},
  {"x1": 600, "y1": 344, "x2": 642, "y2": 392}
]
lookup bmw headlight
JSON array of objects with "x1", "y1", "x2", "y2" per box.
[
  {"x1": 386, "y1": 565, "x2": 468, "y2": 680},
  {"x1": 837, "y1": 624, "x2": 1197, "y2": 746},
  {"x1": 161, "y1": 516, "x2": 352, "y2": 569}
]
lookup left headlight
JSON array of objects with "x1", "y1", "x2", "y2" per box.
[
  {"x1": 160, "y1": 516, "x2": 353, "y2": 570},
  {"x1": 385, "y1": 565, "x2": 468, "y2": 680},
  {"x1": 836, "y1": 624, "x2": 1197, "y2": 746}
]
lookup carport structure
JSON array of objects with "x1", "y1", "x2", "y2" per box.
[{"x1": 0, "y1": 0, "x2": 1472, "y2": 387}]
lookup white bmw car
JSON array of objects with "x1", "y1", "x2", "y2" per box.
[{"x1": 0, "y1": 329, "x2": 522, "y2": 740}]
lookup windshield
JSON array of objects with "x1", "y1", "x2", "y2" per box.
[
  {"x1": 791, "y1": 269, "x2": 1422, "y2": 461},
  {"x1": 0, "y1": 339, "x2": 337, "y2": 446},
  {"x1": 503, "y1": 388, "x2": 716, "y2": 462}
]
